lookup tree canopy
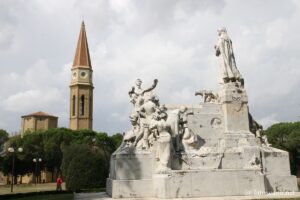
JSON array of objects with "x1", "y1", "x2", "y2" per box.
[
  {"x1": 0, "y1": 128, "x2": 122, "y2": 186},
  {"x1": 0, "y1": 129, "x2": 9, "y2": 172},
  {"x1": 0, "y1": 129, "x2": 9, "y2": 153},
  {"x1": 62, "y1": 144, "x2": 106, "y2": 191}
]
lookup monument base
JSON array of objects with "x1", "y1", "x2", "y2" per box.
[
  {"x1": 106, "y1": 178, "x2": 153, "y2": 198},
  {"x1": 106, "y1": 169, "x2": 297, "y2": 198}
]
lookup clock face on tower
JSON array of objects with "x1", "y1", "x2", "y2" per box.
[{"x1": 80, "y1": 70, "x2": 88, "y2": 79}]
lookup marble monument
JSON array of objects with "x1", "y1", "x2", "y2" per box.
[{"x1": 106, "y1": 28, "x2": 298, "y2": 198}]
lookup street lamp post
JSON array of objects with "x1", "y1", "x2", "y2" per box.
[
  {"x1": 33, "y1": 158, "x2": 42, "y2": 185},
  {"x1": 7, "y1": 146, "x2": 23, "y2": 193}
]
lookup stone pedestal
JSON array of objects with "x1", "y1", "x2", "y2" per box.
[
  {"x1": 107, "y1": 150, "x2": 154, "y2": 198},
  {"x1": 106, "y1": 178, "x2": 153, "y2": 198},
  {"x1": 108, "y1": 168, "x2": 298, "y2": 198},
  {"x1": 219, "y1": 83, "x2": 250, "y2": 134},
  {"x1": 107, "y1": 145, "x2": 298, "y2": 198}
]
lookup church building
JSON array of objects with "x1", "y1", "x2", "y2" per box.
[
  {"x1": 21, "y1": 111, "x2": 58, "y2": 137},
  {"x1": 69, "y1": 22, "x2": 94, "y2": 130}
]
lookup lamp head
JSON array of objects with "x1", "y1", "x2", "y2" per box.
[{"x1": 8, "y1": 147, "x2": 14, "y2": 153}]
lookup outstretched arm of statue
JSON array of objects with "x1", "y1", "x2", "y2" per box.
[
  {"x1": 142, "y1": 79, "x2": 158, "y2": 95},
  {"x1": 129, "y1": 86, "x2": 135, "y2": 96}
]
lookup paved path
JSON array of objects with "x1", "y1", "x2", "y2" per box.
[{"x1": 75, "y1": 192, "x2": 300, "y2": 200}]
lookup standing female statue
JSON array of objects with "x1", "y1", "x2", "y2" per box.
[{"x1": 215, "y1": 27, "x2": 241, "y2": 84}]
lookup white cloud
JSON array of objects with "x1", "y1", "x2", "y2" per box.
[
  {"x1": 0, "y1": 0, "x2": 299, "y2": 133},
  {"x1": 2, "y1": 88, "x2": 61, "y2": 112}
]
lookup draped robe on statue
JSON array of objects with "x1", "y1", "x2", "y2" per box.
[{"x1": 215, "y1": 32, "x2": 241, "y2": 82}]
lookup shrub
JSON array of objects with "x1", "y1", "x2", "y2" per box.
[{"x1": 62, "y1": 144, "x2": 106, "y2": 191}]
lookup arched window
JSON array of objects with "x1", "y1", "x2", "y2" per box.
[
  {"x1": 72, "y1": 95, "x2": 76, "y2": 116},
  {"x1": 80, "y1": 95, "x2": 85, "y2": 116}
]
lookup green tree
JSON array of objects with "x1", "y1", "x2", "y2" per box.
[
  {"x1": 62, "y1": 144, "x2": 106, "y2": 191},
  {"x1": 1, "y1": 135, "x2": 29, "y2": 181},
  {"x1": 0, "y1": 129, "x2": 9, "y2": 171},
  {"x1": 71, "y1": 129, "x2": 97, "y2": 145},
  {"x1": 42, "y1": 128, "x2": 74, "y2": 181},
  {"x1": 110, "y1": 133, "x2": 123, "y2": 150},
  {"x1": 2, "y1": 128, "x2": 122, "y2": 185},
  {"x1": 0, "y1": 129, "x2": 9, "y2": 153}
]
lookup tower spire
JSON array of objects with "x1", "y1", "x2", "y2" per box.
[{"x1": 73, "y1": 21, "x2": 92, "y2": 68}]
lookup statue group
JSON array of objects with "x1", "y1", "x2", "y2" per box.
[
  {"x1": 106, "y1": 28, "x2": 298, "y2": 199},
  {"x1": 123, "y1": 77, "x2": 199, "y2": 173}
]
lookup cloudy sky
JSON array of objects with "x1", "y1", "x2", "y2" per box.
[{"x1": 0, "y1": 0, "x2": 300, "y2": 135}]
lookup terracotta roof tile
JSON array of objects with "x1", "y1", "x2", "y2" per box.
[{"x1": 22, "y1": 111, "x2": 58, "y2": 118}]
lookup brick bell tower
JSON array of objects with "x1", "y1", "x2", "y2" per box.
[{"x1": 69, "y1": 21, "x2": 93, "y2": 130}]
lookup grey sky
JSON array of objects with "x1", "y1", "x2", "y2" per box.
[{"x1": 0, "y1": 0, "x2": 299, "y2": 135}]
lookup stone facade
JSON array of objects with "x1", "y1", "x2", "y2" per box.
[
  {"x1": 69, "y1": 21, "x2": 94, "y2": 130},
  {"x1": 106, "y1": 28, "x2": 298, "y2": 198},
  {"x1": 21, "y1": 111, "x2": 58, "y2": 137}
]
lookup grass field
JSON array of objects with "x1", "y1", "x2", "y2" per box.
[{"x1": 0, "y1": 182, "x2": 66, "y2": 195}]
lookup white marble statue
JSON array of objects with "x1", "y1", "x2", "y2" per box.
[
  {"x1": 124, "y1": 79, "x2": 203, "y2": 171},
  {"x1": 123, "y1": 112, "x2": 140, "y2": 144},
  {"x1": 129, "y1": 79, "x2": 158, "y2": 108},
  {"x1": 215, "y1": 27, "x2": 241, "y2": 84},
  {"x1": 149, "y1": 113, "x2": 172, "y2": 173},
  {"x1": 178, "y1": 106, "x2": 199, "y2": 151},
  {"x1": 124, "y1": 79, "x2": 159, "y2": 150}
]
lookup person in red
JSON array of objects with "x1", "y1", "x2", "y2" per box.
[{"x1": 56, "y1": 175, "x2": 63, "y2": 191}]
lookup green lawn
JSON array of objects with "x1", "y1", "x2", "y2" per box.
[{"x1": 0, "y1": 183, "x2": 66, "y2": 195}]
